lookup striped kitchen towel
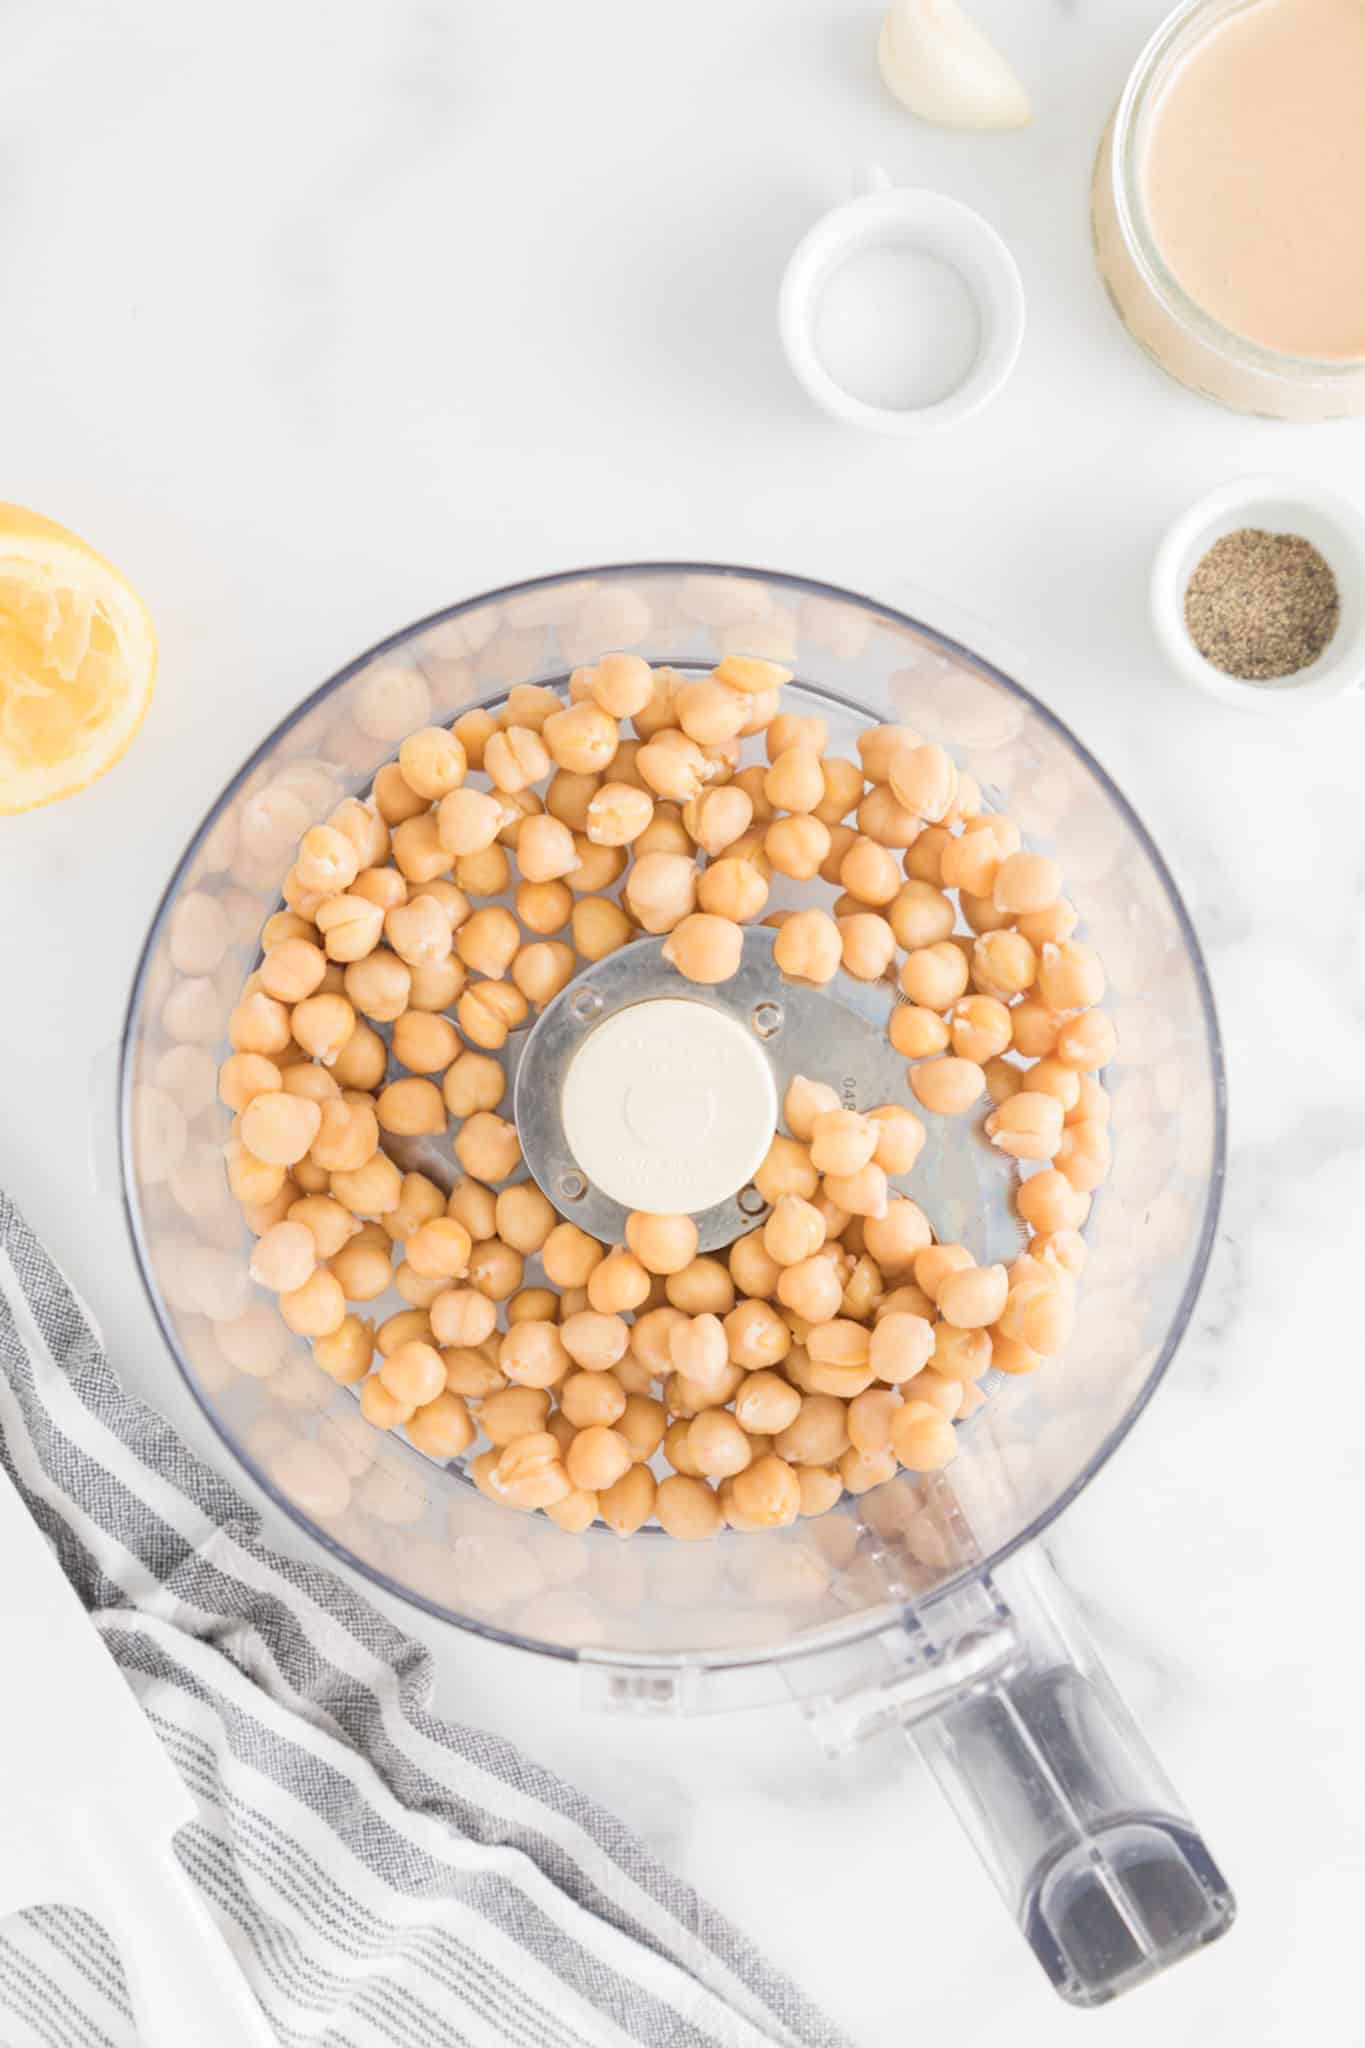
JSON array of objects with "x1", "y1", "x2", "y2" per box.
[{"x1": 0, "y1": 1189, "x2": 847, "y2": 2048}]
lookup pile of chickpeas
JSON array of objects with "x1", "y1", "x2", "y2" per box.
[{"x1": 218, "y1": 652, "x2": 1115, "y2": 1540}]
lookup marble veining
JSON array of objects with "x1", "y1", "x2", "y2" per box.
[{"x1": 2, "y1": 0, "x2": 1363, "y2": 2042}]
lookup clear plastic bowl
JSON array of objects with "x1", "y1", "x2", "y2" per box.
[{"x1": 120, "y1": 565, "x2": 1232, "y2": 2003}]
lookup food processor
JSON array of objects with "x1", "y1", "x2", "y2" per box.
[{"x1": 120, "y1": 564, "x2": 1233, "y2": 2006}]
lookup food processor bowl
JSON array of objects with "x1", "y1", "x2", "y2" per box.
[{"x1": 121, "y1": 565, "x2": 1233, "y2": 2005}]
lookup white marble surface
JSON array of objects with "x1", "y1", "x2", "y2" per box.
[{"x1": 4, "y1": 0, "x2": 1364, "y2": 2041}]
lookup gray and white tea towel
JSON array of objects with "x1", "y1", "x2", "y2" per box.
[{"x1": 0, "y1": 1189, "x2": 847, "y2": 2048}]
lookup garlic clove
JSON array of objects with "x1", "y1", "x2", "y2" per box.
[{"x1": 878, "y1": 0, "x2": 1032, "y2": 133}]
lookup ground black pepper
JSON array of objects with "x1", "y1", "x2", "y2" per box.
[{"x1": 1184, "y1": 528, "x2": 1339, "y2": 682}]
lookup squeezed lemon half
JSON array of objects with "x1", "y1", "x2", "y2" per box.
[{"x1": 0, "y1": 503, "x2": 157, "y2": 815}]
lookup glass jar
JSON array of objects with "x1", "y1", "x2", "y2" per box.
[{"x1": 1092, "y1": 0, "x2": 1365, "y2": 422}]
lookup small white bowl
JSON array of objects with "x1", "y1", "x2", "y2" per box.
[
  {"x1": 1151, "y1": 475, "x2": 1365, "y2": 711},
  {"x1": 778, "y1": 165, "x2": 1025, "y2": 437}
]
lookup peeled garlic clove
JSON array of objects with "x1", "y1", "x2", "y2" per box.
[{"x1": 878, "y1": 0, "x2": 1032, "y2": 132}]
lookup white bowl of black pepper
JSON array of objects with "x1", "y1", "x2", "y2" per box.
[{"x1": 1151, "y1": 475, "x2": 1365, "y2": 711}]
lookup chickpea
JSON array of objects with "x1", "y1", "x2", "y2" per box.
[
  {"x1": 999, "y1": 1272, "x2": 1074, "y2": 1356},
  {"x1": 661, "y1": 912, "x2": 743, "y2": 985},
  {"x1": 646, "y1": 1472, "x2": 718, "y2": 1542},
  {"x1": 447, "y1": 1176, "x2": 498, "y2": 1240},
  {"x1": 980, "y1": 1057, "x2": 1020, "y2": 1107},
  {"x1": 286, "y1": 1194, "x2": 359, "y2": 1261},
  {"x1": 454, "y1": 1112, "x2": 522, "y2": 1185},
  {"x1": 480, "y1": 724, "x2": 549, "y2": 795},
  {"x1": 753, "y1": 1134, "x2": 818, "y2": 1205},
  {"x1": 989, "y1": 1331, "x2": 1043, "y2": 1376},
  {"x1": 985, "y1": 1090, "x2": 1065, "y2": 1161},
  {"x1": 509, "y1": 940, "x2": 575, "y2": 1010},
  {"x1": 625, "y1": 851, "x2": 697, "y2": 934},
  {"x1": 376, "y1": 1077, "x2": 447, "y2": 1137},
  {"x1": 1056, "y1": 1009, "x2": 1118, "y2": 1071},
  {"x1": 455, "y1": 844, "x2": 512, "y2": 896},
  {"x1": 937, "y1": 1262, "x2": 1009, "y2": 1330},
  {"x1": 1064, "y1": 1073, "x2": 1113, "y2": 1122},
  {"x1": 929, "y1": 1322, "x2": 992, "y2": 1383},
  {"x1": 279, "y1": 1268, "x2": 346, "y2": 1338},
  {"x1": 409, "y1": 958, "x2": 468, "y2": 1014},
  {"x1": 663, "y1": 1417, "x2": 703, "y2": 1475},
  {"x1": 729, "y1": 765, "x2": 773, "y2": 827},
  {"x1": 665, "y1": 1257, "x2": 734, "y2": 1315},
  {"x1": 760, "y1": 746, "x2": 821, "y2": 816},
  {"x1": 911, "y1": 1243, "x2": 971, "y2": 1303},
  {"x1": 940, "y1": 823, "x2": 1005, "y2": 899},
  {"x1": 229, "y1": 990, "x2": 292, "y2": 1057},
  {"x1": 392, "y1": 724, "x2": 464, "y2": 801},
  {"x1": 481, "y1": 1387, "x2": 553, "y2": 1447},
  {"x1": 386, "y1": 1011, "x2": 455, "y2": 1077},
  {"x1": 910, "y1": 1057, "x2": 986, "y2": 1116},
  {"x1": 584, "y1": 781, "x2": 653, "y2": 848},
  {"x1": 897, "y1": 942, "x2": 967, "y2": 1013},
  {"x1": 851, "y1": 723, "x2": 915, "y2": 783},
  {"x1": 492, "y1": 1182, "x2": 556, "y2": 1256},
  {"x1": 430, "y1": 1287, "x2": 497, "y2": 1348},
  {"x1": 450, "y1": 707, "x2": 495, "y2": 768},
  {"x1": 309, "y1": 1097, "x2": 379, "y2": 1174},
  {"x1": 295, "y1": 825, "x2": 360, "y2": 897},
  {"x1": 941, "y1": 995, "x2": 1009, "y2": 1066},
  {"x1": 384, "y1": 896, "x2": 452, "y2": 969},
  {"x1": 1032, "y1": 1227, "x2": 1089, "y2": 1278},
  {"x1": 613, "y1": 1211, "x2": 696, "y2": 1279},
  {"x1": 565, "y1": 1424, "x2": 632, "y2": 1494},
  {"x1": 862, "y1": 1197, "x2": 933, "y2": 1274},
  {"x1": 500, "y1": 1321, "x2": 570, "y2": 1389},
  {"x1": 571, "y1": 895, "x2": 633, "y2": 961},
  {"x1": 359, "y1": 1377, "x2": 416, "y2": 1431},
  {"x1": 723, "y1": 1298, "x2": 791, "y2": 1370},
  {"x1": 376, "y1": 1308, "x2": 435, "y2": 1357},
  {"x1": 960, "y1": 890, "x2": 1010, "y2": 935},
  {"x1": 1016, "y1": 1168, "x2": 1087, "y2": 1234},
  {"x1": 876, "y1": 1281, "x2": 935, "y2": 1321},
  {"x1": 627, "y1": 1304, "x2": 684, "y2": 1374},
  {"x1": 764, "y1": 815, "x2": 830, "y2": 883},
  {"x1": 240, "y1": 1092, "x2": 322, "y2": 1168},
  {"x1": 456, "y1": 979, "x2": 528, "y2": 1049},
  {"x1": 312, "y1": 894, "x2": 385, "y2": 965},
  {"x1": 442, "y1": 1050, "x2": 505, "y2": 1119},
  {"x1": 844, "y1": 1388, "x2": 900, "y2": 1458},
  {"x1": 400, "y1": 1217, "x2": 471, "y2": 1281},
  {"x1": 581, "y1": 1463, "x2": 646, "y2": 1537},
  {"x1": 815, "y1": 757, "x2": 864, "y2": 827},
  {"x1": 901, "y1": 1368, "x2": 965, "y2": 1419},
  {"x1": 697, "y1": 857, "x2": 768, "y2": 923},
  {"x1": 450, "y1": 906, "x2": 517, "y2": 981},
  {"x1": 1008, "y1": 999, "x2": 1059, "y2": 1060},
  {"x1": 542, "y1": 1222, "x2": 604, "y2": 1289},
  {"x1": 863, "y1": 1104, "x2": 923, "y2": 1177},
  {"x1": 515, "y1": 878, "x2": 572, "y2": 937},
  {"x1": 443, "y1": 1347, "x2": 507, "y2": 1399},
  {"x1": 817, "y1": 824, "x2": 857, "y2": 887},
  {"x1": 390, "y1": 815, "x2": 458, "y2": 887},
  {"x1": 406, "y1": 1391, "x2": 476, "y2": 1460},
  {"x1": 342, "y1": 950, "x2": 410, "y2": 1025},
  {"x1": 258, "y1": 938, "x2": 327, "y2": 1006},
  {"x1": 820, "y1": 1162, "x2": 888, "y2": 1219},
  {"x1": 772, "y1": 1392, "x2": 848, "y2": 1467},
  {"x1": 972, "y1": 931, "x2": 1037, "y2": 1001},
  {"x1": 773, "y1": 909, "x2": 841, "y2": 986},
  {"x1": 886, "y1": 742, "x2": 957, "y2": 824},
  {"x1": 609, "y1": 1394, "x2": 663, "y2": 1465},
  {"x1": 865, "y1": 1309, "x2": 934, "y2": 1385},
  {"x1": 218, "y1": 1052, "x2": 283, "y2": 1113},
  {"x1": 637, "y1": 733, "x2": 708, "y2": 804},
  {"x1": 379, "y1": 1340, "x2": 446, "y2": 1408},
  {"x1": 579, "y1": 651, "x2": 650, "y2": 720},
  {"x1": 351, "y1": 866, "x2": 408, "y2": 912},
  {"x1": 713, "y1": 654, "x2": 792, "y2": 697},
  {"x1": 721, "y1": 1233, "x2": 774, "y2": 1308},
  {"x1": 681, "y1": 785, "x2": 750, "y2": 859},
  {"x1": 544, "y1": 702, "x2": 618, "y2": 775},
  {"x1": 313, "y1": 1314, "x2": 374, "y2": 1385},
  {"x1": 792, "y1": 1467, "x2": 841, "y2": 1517},
  {"x1": 728, "y1": 1373, "x2": 796, "y2": 1438},
  {"x1": 1016, "y1": 898, "x2": 1079, "y2": 948},
  {"x1": 776, "y1": 1253, "x2": 844, "y2": 1325},
  {"x1": 1054, "y1": 1120, "x2": 1112, "y2": 1193},
  {"x1": 835, "y1": 837, "x2": 896, "y2": 908},
  {"x1": 511, "y1": 816, "x2": 574, "y2": 890},
  {"x1": 809, "y1": 1109, "x2": 877, "y2": 1179},
  {"x1": 762, "y1": 1196, "x2": 826, "y2": 1268},
  {"x1": 674, "y1": 677, "x2": 746, "y2": 746},
  {"x1": 587, "y1": 1248, "x2": 651, "y2": 1315},
  {"x1": 761, "y1": 712, "x2": 821, "y2": 761},
  {"x1": 899, "y1": 825, "x2": 947, "y2": 886},
  {"x1": 991, "y1": 850, "x2": 1060, "y2": 916},
  {"x1": 437, "y1": 787, "x2": 514, "y2": 856},
  {"x1": 559, "y1": 1369, "x2": 628, "y2": 1430},
  {"x1": 248, "y1": 1220, "x2": 316, "y2": 1294},
  {"x1": 552, "y1": 1311, "x2": 625, "y2": 1374},
  {"x1": 892, "y1": 1400, "x2": 957, "y2": 1472},
  {"x1": 495, "y1": 1433, "x2": 571, "y2": 1510},
  {"x1": 664, "y1": 1311, "x2": 726, "y2": 1388},
  {"x1": 331, "y1": 1229, "x2": 394, "y2": 1300}
]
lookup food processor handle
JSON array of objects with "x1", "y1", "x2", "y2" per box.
[{"x1": 910, "y1": 1544, "x2": 1235, "y2": 2006}]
